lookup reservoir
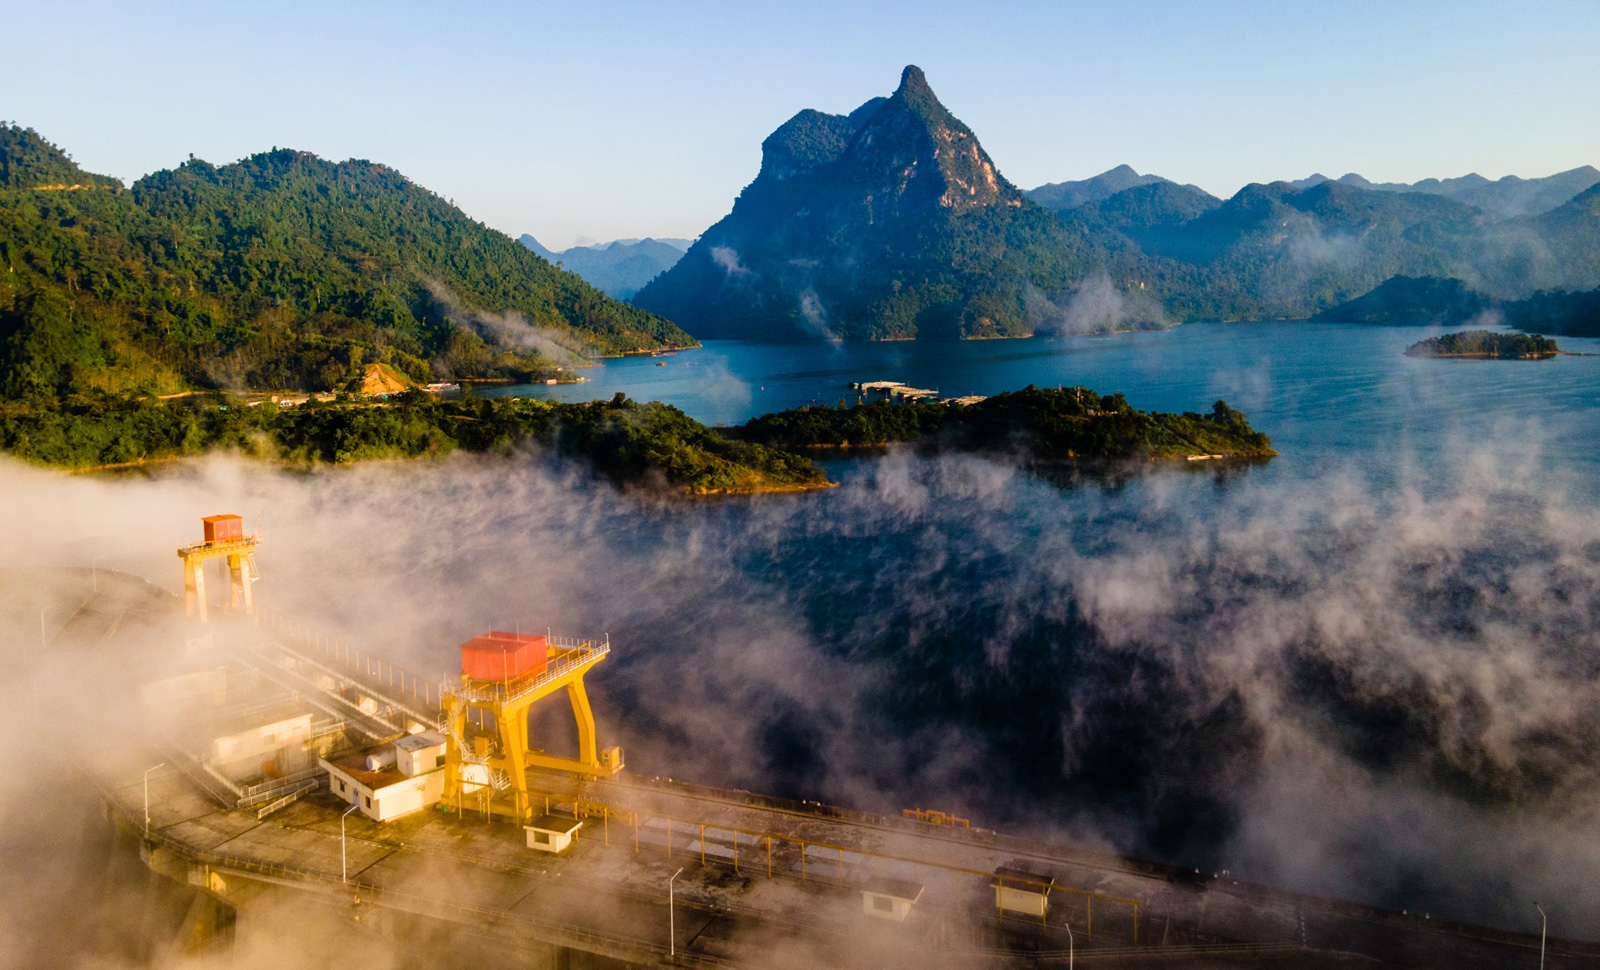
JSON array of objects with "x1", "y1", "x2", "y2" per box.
[{"x1": 486, "y1": 320, "x2": 1600, "y2": 498}]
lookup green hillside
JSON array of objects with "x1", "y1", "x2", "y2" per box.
[{"x1": 0, "y1": 125, "x2": 695, "y2": 400}]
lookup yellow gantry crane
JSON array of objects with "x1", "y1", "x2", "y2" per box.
[
  {"x1": 176, "y1": 515, "x2": 261, "y2": 621},
  {"x1": 439, "y1": 631, "x2": 624, "y2": 822}
]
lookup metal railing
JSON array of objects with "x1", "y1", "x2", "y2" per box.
[{"x1": 444, "y1": 636, "x2": 609, "y2": 705}]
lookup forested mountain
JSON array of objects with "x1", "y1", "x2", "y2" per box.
[
  {"x1": 517, "y1": 235, "x2": 688, "y2": 299},
  {"x1": 633, "y1": 66, "x2": 1103, "y2": 340},
  {"x1": 636, "y1": 68, "x2": 1600, "y2": 341},
  {"x1": 1315, "y1": 273, "x2": 1600, "y2": 338},
  {"x1": 1310, "y1": 275, "x2": 1490, "y2": 326},
  {"x1": 1026, "y1": 165, "x2": 1214, "y2": 212},
  {"x1": 0, "y1": 125, "x2": 694, "y2": 400}
]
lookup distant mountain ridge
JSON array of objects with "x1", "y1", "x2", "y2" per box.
[
  {"x1": 517, "y1": 235, "x2": 689, "y2": 299},
  {"x1": 1027, "y1": 165, "x2": 1215, "y2": 212},
  {"x1": 1287, "y1": 167, "x2": 1600, "y2": 218}
]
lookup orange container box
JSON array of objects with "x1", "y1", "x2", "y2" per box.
[
  {"x1": 202, "y1": 515, "x2": 245, "y2": 543},
  {"x1": 461, "y1": 632, "x2": 549, "y2": 682}
]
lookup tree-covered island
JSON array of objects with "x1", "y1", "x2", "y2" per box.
[
  {"x1": 733, "y1": 386, "x2": 1277, "y2": 462},
  {"x1": 1403, "y1": 331, "x2": 1559, "y2": 359}
]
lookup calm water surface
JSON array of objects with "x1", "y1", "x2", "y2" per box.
[{"x1": 486, "y1": 321, "x2": 1600, "y2": 495}]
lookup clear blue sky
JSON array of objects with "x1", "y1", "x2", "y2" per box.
[{"x1": 8, "y1": 0, "x2": 1598, "y2": 249}]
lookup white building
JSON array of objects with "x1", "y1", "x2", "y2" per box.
[
  {"x1": 862, "y1": 876, "x2": 924, "y2": 921},
  {"x1": 208, "y1": 712, "x2": 317, "y2": 783},
  {"x1": 992, "y1": 865, "x2": 1053, "y2": 918},
  {"x1": 525, "y1": 813, "x2": 582, "y2": 853},
  {"x1": 321, "y1": 732, "x2": 448, "y2": 822}
]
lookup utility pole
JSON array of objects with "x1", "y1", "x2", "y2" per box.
[
  {"x1": 143, "y1": 763, "x2": 165, "y2": 836},
  {"x1": 1535, "y1": 903, "x2": 1547, "y2": 970},
  {"x1": 668, "y1": 867, "x2": 685, "y2": 958},
  {"x1": 342, "y1": 803, "x2": 360, "y2": 882}
]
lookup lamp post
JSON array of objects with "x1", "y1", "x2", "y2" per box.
[
  {"x1": 668, "y1": 866, "x2": 684, "y2": 958},
  {"x1": 342, "y1": 803, "x2": 359, "y2": 883},
  {"x1": 143, "y1": 763, "x2": 165, "y2": 836},
  {"x1": 1535, "y1": 903, "x2": 1547, "y2": 970},
  {"x1": 39, "y1": 604, "x2": 56, "y2": 649}
]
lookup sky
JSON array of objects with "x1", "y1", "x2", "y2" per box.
[{"x1": 6, "y1": 0, "x2": 1598, "y2": 249}]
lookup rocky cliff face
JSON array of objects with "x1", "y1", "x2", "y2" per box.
[{"x1": 634, "y1": 66, "x2": 1086, "y2": 341}]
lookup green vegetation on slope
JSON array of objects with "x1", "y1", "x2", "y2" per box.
[
  {"x1": 0, "y1": 125, "x2": 695, "y2": 402},
  {"x1": 0, "y1": 392, "x2": 827, "y2": 494},
  {"x1": 1311, "y1": 275, "x2": 1490, "y2": 326},
  {"x1": 1404, "y1": 331, "x2": 1558, "y2": 358},
  {"x1": 1316, "y1": 274, "x2": 1600, "y2": 338},
  {"x1": 735, "y1": 388, "x2": 1276, "y2": 462},
  {"x1": 1502, "y1": 288, "x2": 1600, "y2": 338}
]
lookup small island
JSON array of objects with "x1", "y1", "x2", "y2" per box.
[
  {"x1": 731, "y1": 386, "x2": 1276, "y2": 463},
  {"x1": 1404, "y1": 331, "x2": 1558, "y2": 359}
]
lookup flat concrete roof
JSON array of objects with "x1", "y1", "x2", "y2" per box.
[
  {"x1": 992, "y1": 865, "x2": 1054, "y2": 892},
  {"x1": 862, "y1": 875, "x2": 924, "y2": 901},
  {"x1": 395, "y1": 732, "x2": 446, "y2": 751},
  {"x1": 528, "y1": 813, "x2": 582, "y2": 835},
  {"x1": 324, "y1": 750, "x2": 410, "y2": 792}
]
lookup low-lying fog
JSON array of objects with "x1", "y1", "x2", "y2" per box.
[{"x1": 2, "y1": 431, "x2": 1597, "y2": 953}]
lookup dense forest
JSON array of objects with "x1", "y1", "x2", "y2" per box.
[
  {"x1": 0, "y1": 124, "x2": 695, "y2": 402},
  {"x1": 1317, "y1": 274, "x2": 1600, "y2": 338},
  {"x1": 734, "y1": 387, "x2": 1277, "y2": 462},
  {"x1": 0, "y1": 383, "x2": 1275, "y2": 490},
  {"x1": 1404, "y1": 331, "x2": 1559, "y2": 358},
  {"x1": 0, "y1": 391, "x2": 825, "y2": 494}
]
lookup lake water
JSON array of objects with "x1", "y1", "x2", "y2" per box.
[{"x1": 486, "y1": 322, "x2": 1600, "y2": 496}]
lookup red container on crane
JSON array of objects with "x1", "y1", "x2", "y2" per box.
[
  {"x1": 202, "y1": 515, "x2": 245, "y2": 543},
  {"x1": 461, "y1": 632, "x2": 549, "y2": 682}
]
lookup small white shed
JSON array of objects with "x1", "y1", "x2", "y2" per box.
[
  {"x1": 862, "y1": 876, "x2": 924, "y2": 921},
  {"x1": 525, "y1": 813, "x2": 583, "y2": 853},
  {"x1": 992, "y1": 865, "x2": 1053, "y2": 918}
]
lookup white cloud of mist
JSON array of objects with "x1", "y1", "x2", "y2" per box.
[
  {"x1": 1036, "y1": 271, "x2": 1168, "y2": 335},
  {"x1": 3, "y1": 419, "x2": 1600, "y2": 954},
  {"x1": 796, "y1": 288, "x2": 840, "y2": 343},
  {"x1": 425, "y1": 279, "x2": 594, "y2": 369},
  {"x1": 709, "y1": 245, "x2": 749, "y2": 278}
]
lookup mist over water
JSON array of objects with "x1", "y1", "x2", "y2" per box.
[{"x1": 6, "y1": 320, "x2": 1600, "y2": 956}]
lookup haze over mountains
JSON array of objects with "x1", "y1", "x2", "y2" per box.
[
  {"x1": 636, "y1": 65, "x2": 1600, "y2": 342},
  {"x1": 518, "y1": 235, "x2": 690, "y2": 300},
  {"x1": 635, "y1": 66, "x2": 1106, "y2": 340},
  {"x1": 1287, "y1": 167, "x2": 1600, "y2": 219},
  {"x1": 5, "y1": 62, "x2": 1599, "y2": 388}
]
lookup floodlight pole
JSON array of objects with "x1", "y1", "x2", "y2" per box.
[
  {"x1": 669, "y1": 866, "x2": 685, "y2": 958},
  {"x1": 1535, "y1": 903, "x2": 1547, "y2": 970},
  {"x1": 342, "y1": 803, "x2": 360, "y2": 883},
  {"x1": 1065, "y1": 921, "x2": 1074, "y2": 970},
  {"x1": 143, "y1": 763, "x2": 165, "y2": 836}
]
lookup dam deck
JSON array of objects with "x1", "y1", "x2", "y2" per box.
[{"x1": 50, "y1": 577, "x2": 1600, "y2": 969}]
